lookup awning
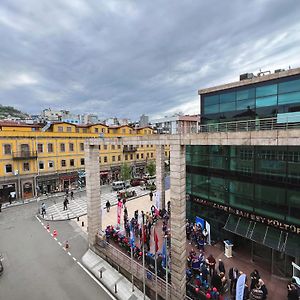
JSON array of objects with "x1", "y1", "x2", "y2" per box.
[{"x1": 224, "y1": 214, "x2": 300, "y2": 257}]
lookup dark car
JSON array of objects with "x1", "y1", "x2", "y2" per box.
[
  {"x1": 130, "y1": 178, "x2": 147, "y2": 187},
  {"x1": 0, "y1": 254, "x2": 3, "y2": 276}
]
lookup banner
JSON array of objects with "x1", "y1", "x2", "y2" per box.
[
  {"x1": 155, "y1": 191, "x2": 160, "y2": 209},
  {"x1": 195, "y1": 216, "x2": 205, "y2": 229},
  {"x1": 117, "y1": 200, "x2": 122, "y2": 225},
  {"x1": 236, "y1": 273, "x2": 246, "y2": 300}
]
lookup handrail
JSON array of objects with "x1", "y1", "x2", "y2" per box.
[{"x1": 198, "y1": 117, "x2": 300, "y2": 133}]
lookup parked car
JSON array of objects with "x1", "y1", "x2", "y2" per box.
[
  {"x1": 0, "y1": 254, "x2": 3, "y2": 276},
  {"x1": 130, "y1": 178, "x2": 147, "y2": 187},
  {"x1": 112, "y1": 181, "x2": 130, "y2": 191}
]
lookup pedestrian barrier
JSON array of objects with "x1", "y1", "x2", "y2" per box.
[
  {"x1": 46, "y1": 224, "x2": 50, "y2": 231},
  {"x1": 53, "y1": 229, "x2": 57, "y2": 237},
  {"x1": 65, "y1": 241, "x2": 69, "y2": 249}
]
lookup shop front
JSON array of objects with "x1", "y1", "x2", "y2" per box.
[
  {"x1": 37, "y1": 174, "x2": 59, "y2": 194},
  {"x1": 22, "y1": 181, "x2": 33, "y2": 199},
  {"x1": 0, "y1": 183, "x2": 16, "y2": 203},
  {"x1": 100, "y1": 171, "x2": 109, "y2": 185},
  {"x1": 59, "y1": 172, "x2": 78, "y2": 190}
]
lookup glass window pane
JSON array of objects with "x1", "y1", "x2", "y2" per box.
[
  {"x1": 256, "y1": 84, "x2": 277, "y2": 97},
  {"x1": 237, "y1": 98, "x2": 255, "y2": 110},
  {"x1": 236, "y1": 88, "x2": 255, "y2": 100},
  {"x1": 220, "y1": 102, "x2": 236, "y2": 112},
  {"x1": 286, "y1": 189, "x2": 300, "y2": 225},
  {"x1": 256, "y1": 95, "x2": 278, "y2": 107},
  {"x1": 204, "y1": 104, "x2": 219, "y2": 114},
  {"x1": 220, "y1": 92, "x2": 236, "y2": 103},
  {"x1": 204, "y1": 95, "x2": 219, "y2": 105},
  {"x1": 278, "y1": 91, "x2": 300, "y2": 105},
  {"x1": 278, "y1": 79, "x2": 300, "y2": 94}
]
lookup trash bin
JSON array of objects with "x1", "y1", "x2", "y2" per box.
[{"x1": 224, "y1": 240, "x2": 233, "y2": 258}]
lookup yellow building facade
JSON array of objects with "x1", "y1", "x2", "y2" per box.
[{"x1": 0, "y1": 121, "x2": 168, "y2": 201}]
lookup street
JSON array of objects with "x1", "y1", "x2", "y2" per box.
[{"x1": 0, "y1": 201, "x2": 114, "y2": 300}]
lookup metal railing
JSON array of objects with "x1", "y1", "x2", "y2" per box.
[
  {"x1": 198, "y1": 117, "x2": 300, "y2": 133},
  {"x1": 12, "y1": 150, "x2": 38, "y2": 160},
  {"x1": 95, "y1": 237, "x2": 185, "y2": 299}
]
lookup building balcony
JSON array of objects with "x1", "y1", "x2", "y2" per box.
[
  {"x1": 12, "y1": 151, "x2": 38, "y2": 160},
  {"x1": 123, "y1": 146, "x2": 137, "y2": 153}
]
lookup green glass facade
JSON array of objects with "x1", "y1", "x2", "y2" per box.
[{"x1": 201, "y1": 75, "x2": 300, "y2": 123}]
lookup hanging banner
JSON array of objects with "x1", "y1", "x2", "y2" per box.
[
  {"x1": 236, "y1": 273, "x2": 246, "y2": 300},
  {"x1": 155, "y1": 191, "x2": 160, "y2": 209},
  {"x1": 117, "y1": 200, "x2": 122, "y2": 225}
]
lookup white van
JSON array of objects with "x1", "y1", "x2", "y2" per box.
[{"x1": 112, "y1": 181, "x2": 130, "y2": 191}]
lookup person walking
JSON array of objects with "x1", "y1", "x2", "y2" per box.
[
  {"x1": 206, "y1": 254, "x2": 216, "y2": 277},
  {"x1": 249, "y1": 283, "x2": 264, "y2": 300},
  {"x1": 218, "y1": 258, "x2": 226, "y2": 274},
  {"x1": 41, "y1": 202, "x2": 46, "y2": 217},
  {"x1": 149, "y1": 191, "x2": 153, "y2": 201},
  {"x1": 70, "y1": 190, "x2": 74, "y2": 200},
  {"x1": 106, "y1": 200, "x2": 111, "y2": 212},
  {"x1": 229, "y1": 267, "x2": 239, "y2": 295},
  {"x1": 250, "y1": 269, "x2": 260, "y2": 290},
  {"x1": 258, "y1": 279, "x2": 268, "y2": 299},
  {"x1": 63, "y1": 197, "x2": 68, "y2": 211}
]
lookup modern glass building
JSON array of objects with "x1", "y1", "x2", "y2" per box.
[{"x1": 187, "y1": 68, "x2": 300, "y2": 277}]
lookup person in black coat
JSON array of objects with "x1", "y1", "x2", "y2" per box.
[
  {"x1": 218, "y1": 258, "x2": 226, "y2": 274},
  {"x1": 229, "y1": 267, "x2": 239, "y2": 294}
]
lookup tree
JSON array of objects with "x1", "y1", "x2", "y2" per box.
[
  {"x1": 120, "y1": 163, "x2": 131, "y2": 182},
  {"x1": 146, "y1": 161, "x2": 156, "y2": 177}
]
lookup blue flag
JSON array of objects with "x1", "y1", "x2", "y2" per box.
[
  {"x1": 130, "y1": 223, "x2": 135, "y2": 248},
  {"x1": 162, "y1": 238, "x2": 167, "y2": 268}
]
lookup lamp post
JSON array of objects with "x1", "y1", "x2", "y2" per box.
[{"x1": 14, "y1": 169, "x2": 21, "y2": 202}]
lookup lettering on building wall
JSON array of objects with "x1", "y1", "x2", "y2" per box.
[{"x1": 190, "y1": 196, "x2": 300, "y2": 235}]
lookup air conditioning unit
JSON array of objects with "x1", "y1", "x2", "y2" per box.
[
  {"x1": 240, "y1": 73, "x2": 254, "y2": 81},
  {"x1": 274, "y1": 69, "x2": 285, "y2": 73}
]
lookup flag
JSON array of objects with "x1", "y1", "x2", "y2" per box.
[
  {"x1": 236, "y1": 273, "x2": 246, "y2": 300},
  {"x1": 154, "y1": 229, "x2": 159, "y2": 253},
  {"x1": 130, "y1": 223, "x2": 135, "y2": 248},
  {"x1": 162, "y1": 238, "x2": 167, "y2": 268}
]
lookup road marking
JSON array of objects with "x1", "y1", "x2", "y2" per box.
[
  {"x1": 73, "y1": 257, "x2": 77, "y2": 261},
  {"x1": 43, "y1": 226, "x2": 47, "y2": 229},
  {"x1": 38, "y1": 218, "x2": 41, "y2": 223},
  {"x1": 76, "y1": 261, "x2": 117, "y2": 300},
  {"x1": 50, "y1": 233, "x2": 53, "y2": 237},
  {"x1": 54, "y1": 237, "x2": 57, "y2": 241},
  {"x1": 58, "y1": 242, "x2": 62, "y2": 246},
  {"x1": 63, "y1": 247, "x2": 67, "y2": 251},
  {"x1": 68, "y1": 252, "x2": 71, "y2": 256},
  {"x1": 41, "y1": 222, "x2": 44, "y2": 226}
]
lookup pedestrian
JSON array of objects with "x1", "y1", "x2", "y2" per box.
[
  {"x1": 0, "y1": 202, "x2": 2, "y2": 212},
  {"x1": 287, "y1": 279, "x2": 299, "y2": 300},
  {"x1": 149, "y1": 191, "x2": 153, "y2": 201},
  {"x1": 41, "y1": 202, "x2": 46, "y2": 217},
  {"x1": 65, "y1": 188, "x2": 69, "y2": 196},
  {"x1": 218, "y1": 258, "x2": 226, "y2": 274},
  {"x1": 206, "y1": 254, "x2": 216, "y2": 277},
  {"x1": 63, "y1": 197, "x2": 68, "y2": 210},
  {"x1": 229, "y1": 267, "x2": 239, "y2": 295},
  {"x1": 249, "y1": 283, "x2": 264, "y2": 300},
  {"x1": 258, "y1": 279, "x2": 268, "y2": 299},
  {"x1": 250, "y1": 269, "x2": 260, "y2": 290},
  {"x1": 106, "y1": 200, "x2": 111, "y2": 212},
  {"x1": 70, "y1": 190, "x2": 74, "y2": 200},
  {"x1": 122, "y1": 197, "x2": 126, "y2": 208}
]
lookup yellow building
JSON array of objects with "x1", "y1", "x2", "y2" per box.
[{"x1": 0, "y1": 121, "x2": 168, "y2": 201}]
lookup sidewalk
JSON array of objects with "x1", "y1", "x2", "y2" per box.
[{"x1": 82, "y1": 249, "x2": 150, "y2": 300}]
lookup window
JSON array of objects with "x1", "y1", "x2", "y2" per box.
[
  {"x1": 47, "y1": 143, "x2": 53, "y2": 153},
  {"x1": 278, "y1": 79, "x2": 300, "y2": 94},
  {"x1": 112, "y1": 156, "x2": 115, "y2": 162},
  {"x1": 147, "y1": 153, "x2": 149, "y2": 158},
  {"x1": 278, "y1": 91, "x2": 300, "y2": 105},
  {"x1": 236, "y1": 88, "x2": 255, "y2": 100},
  {"x1": 48, "y1": 161, "x2": 54, "y2": 168},
  {"x1": 125, "y1": 154, "x2": 128, "y2": 160},
  {"x1": 76, "y1": 128, "x2": 80, "y2": 133},
  {"x1": 70, "y1": 159, "x2": 75, "y2": 167},
  {"x1": 122, "y1": 129, "x2": 126, "y2": 133},
  {"x1": 3, "y1": 144, "x2": 11, "y2": 155},
  {"x1": 5, "y1": 164, "x2": 12, "y2": 173},
  {"x1": 99, "y1": 145, "x2": 101, "y2": 150},
  {"x1": 204, "y1": 95, "x2": 219, "y2": 105},
  {"x1": 102, "y1": 128, "x2": 106, "y2": 133},
  {"x1": 80, "y1": 158, "x2": 85, "y2": 165},
  {"x1": 95, "y1": 128, "x2": 99, "y2": 133},
  {"x1": 80, "y1": 143, "x2": 84, "y2": 151},
  {"x1": 61, "y1": 160, "x2": 66, "y2": 167},
  {"x1": 150, "y1": 152, "x2": 153, "y2": 158},
  {"x1": 104, "y1": 145, "x2": 107, "y2": 150},
  {"x1": 256, "y1": 95, "x2": 277, "y2": 108},
  {"x1": 130, "y1": 154, "x2": 133, "y2": 160},
  {"x1": 39, "y1": 161, "x2": 44, "y2": 170},
  {"x1": 220, "y1": 92, "x2": 236, "y2": 103},
  {"x1": 104, "y1": 156, "x2": 108, "y2": 163},
  {"x1": 141, "y1": 153, "x2": 144, "y2": 159},
  {"x1": 60, "y1": 143, "x2": 65, "y2": 152},
  {"x1": 204, "y1": 104, "x2": 219, "y2": 114},
  {"x1": 112, "y1": 145, "x2": 115, "y2": 150},
  {"x1": 136, "y1": 153, "x2": 139, "y2": 159},
  {"x1": 58, "y1": 126, "x2": 63, "y2": 132},
  {"x1": 37, "y1": 143, "x2": 43, "y2": 153},
  {"x1": 118, "y1": 145, "x2": 121, "y2": 149},
  {"x1": 82, "y1": 128, "x2": 87, "y2": 133},
  {"x1": 67, "y1": 127, "x2": 72, "y2": 132},
  {"x1": 69, "y1": 143, "x2": 74, "y2": 152},
  {"x1": 22, "y1": 162, "x2": 30, "y2": 171},
  {"x1": 256, "y1": 84, "x2": 277, "y2": 97},
  {"x1": 118, "y1": 155, "x2": 121, "y2": 161}
]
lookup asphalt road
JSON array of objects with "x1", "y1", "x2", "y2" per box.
[{"x1": 0, "y1": 202, "x2": 113, "y2": 300}]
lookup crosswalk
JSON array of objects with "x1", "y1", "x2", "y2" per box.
[{"x1": 42, "y1": 186, "x2": 149, "y2": 221}]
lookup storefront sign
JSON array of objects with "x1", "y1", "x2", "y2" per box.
[{"x1": 191, "y1": 196, "x2": 300, "y2": 235}]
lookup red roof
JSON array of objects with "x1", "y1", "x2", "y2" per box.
[{"x1": 0, "y1": 121, "x2": 41, "y2": 128}]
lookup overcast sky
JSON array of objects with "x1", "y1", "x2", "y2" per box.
[{"x1": 1, "y1": 0, "x2": 300, "y2": 121}]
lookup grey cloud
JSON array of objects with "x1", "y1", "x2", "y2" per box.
[{"x1": 0, "y1": 0, "x2": 300, "y2": 120}]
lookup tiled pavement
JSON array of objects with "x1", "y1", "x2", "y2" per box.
[{"x1": 42, "y1": 186, "x2": 149, "y2": 221}]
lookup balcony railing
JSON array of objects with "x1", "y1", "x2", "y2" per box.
[
  {"x1": 198, "y1": 117, "x2": 300, "y2": 133},
  {"x1": 123, "y1": 146, "x2": 137, "y2": 153},
  {"x1": 12, "y1": 151, "x2": 38, "y2": 160}
]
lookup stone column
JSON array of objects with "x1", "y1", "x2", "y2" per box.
[
  {"x1": 85, "y1": 143, "x2": 101, "y2": 247},
  {"x1": 170, "y1": 143, "x2": 186, "y2": 299},
  {"x1": 155, "y1": 145, "x2": 165, "y2": 210}
]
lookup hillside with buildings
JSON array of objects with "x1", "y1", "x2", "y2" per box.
[{"x1": 0, "y1": 104, "x2": 29, "y2": 119}]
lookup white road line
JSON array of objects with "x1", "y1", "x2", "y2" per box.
[
  {"x1": 72, "y1": 257, "x2": 77, "y2": 261},
  {"x1": 58, "y1": 242, "x2": 62, "y2": 246},
  {"x1": 67, "y1": 252, "x2": 71, "y2": 256},
  {"x1": 41, "y1": 222, "x2": 44, "y2": 226},
  {"x1": 43, "y1": 226, "x2": 47, "y2": 229},
  {"x1": 76, "y1": 261, "x2": 117, "y2": 300},
  {"x1": 54, "y1": 237, "x2": 57, "y2": 241},
  {"x1": 63, "y1": 247, "x2": 67, "y2": 251},
  {"x1": 50, "y1": 233, "x2": 53, "y2": 237}
]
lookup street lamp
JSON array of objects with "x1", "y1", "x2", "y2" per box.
[{"x1": 14, "y1": 169, "x2": 21, "y2": 201}]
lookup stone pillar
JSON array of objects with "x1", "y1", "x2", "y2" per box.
[
  {"x1": 170, "y1": 143, "x2": 186, "y2": 299},
  {"x1": 85, "y1": 143, "x2": 101, "y2": 247},
  {"x1": 156, "y1": 145, "x2": 165, "y2": 210}
]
